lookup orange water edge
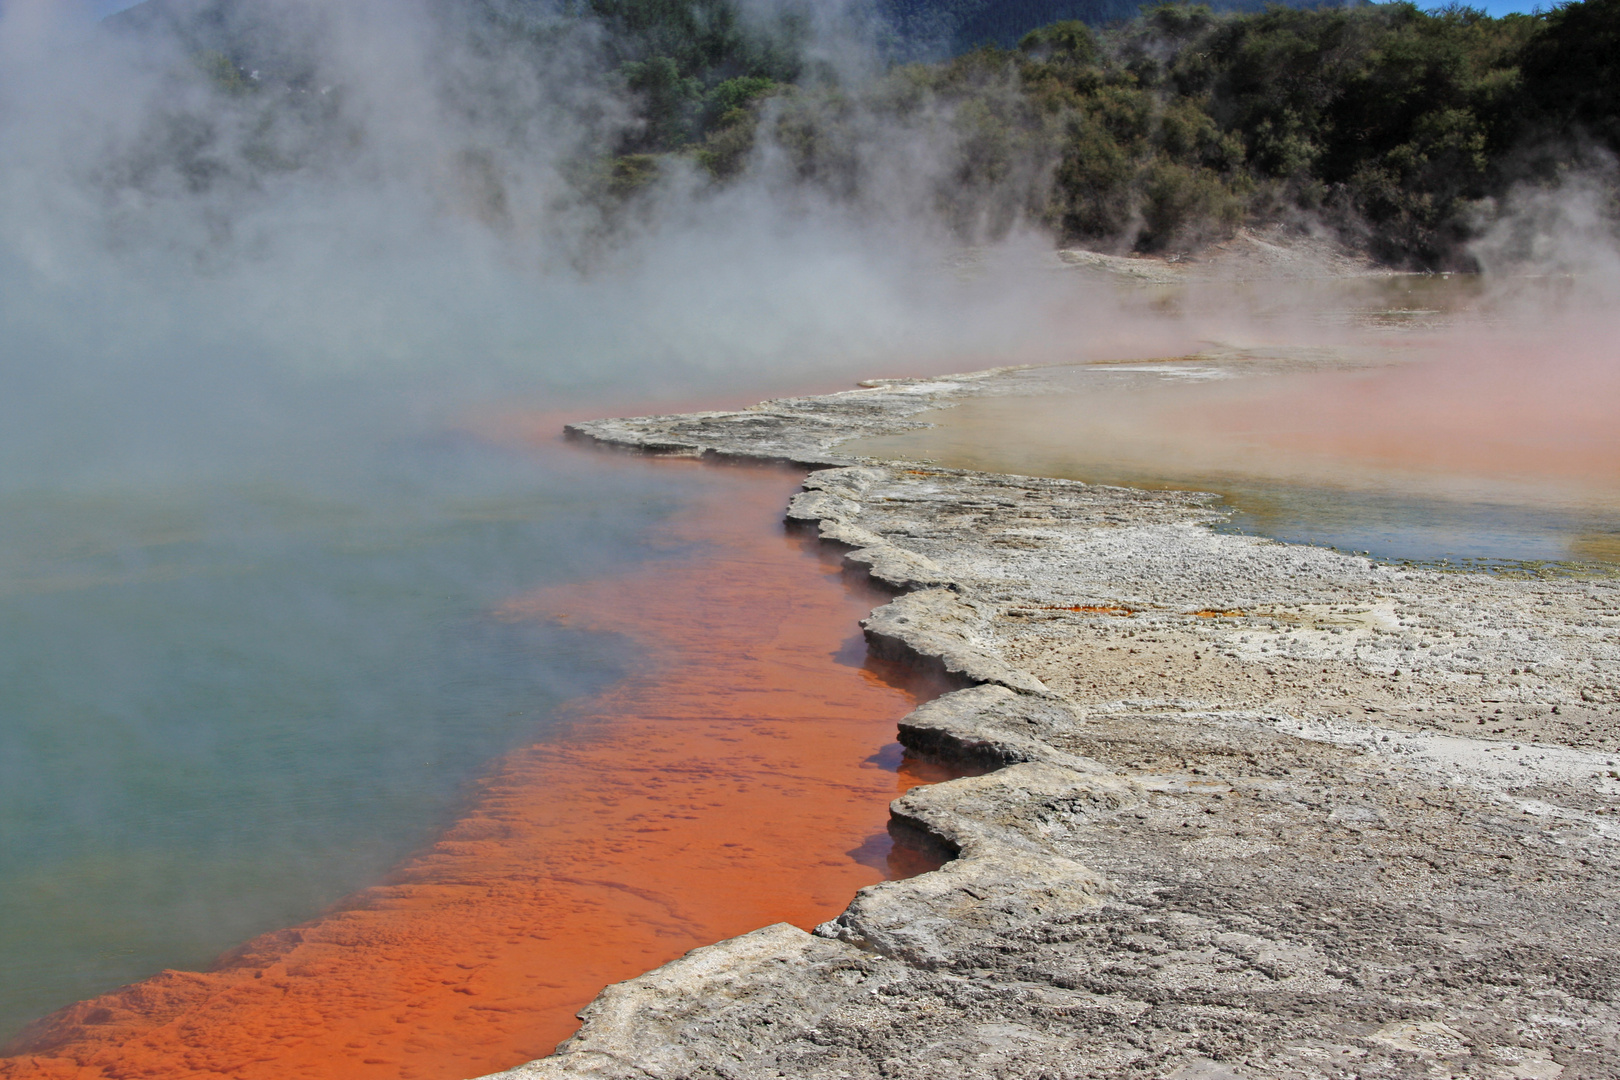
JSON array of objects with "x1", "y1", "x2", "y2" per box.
[{"x1": 1, "y1": 456, "x2": 948, "y2": 1080}]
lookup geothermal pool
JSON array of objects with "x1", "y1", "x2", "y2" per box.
[
  {"x1": 0, "y1": 437, "x2": 696, "y2": 1044},
  {"x1": 0, "y1": 444, "x2": 954, "y2": 1079}
]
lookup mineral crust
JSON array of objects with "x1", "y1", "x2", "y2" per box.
[{"x1": 491, "y1": 364, "x2": 1620, "y2": 1080}]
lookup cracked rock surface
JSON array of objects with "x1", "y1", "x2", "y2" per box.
[{"x1": 490, "y1": 365, "x2": 1619, "y2": 1080}]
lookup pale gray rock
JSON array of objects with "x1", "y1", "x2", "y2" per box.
[
  {"x1": 483, "y1": 364, "x2": 1620, "y2": 1080},
  {"x1": 863, "y1": 590, "x2": 1050, "y2": 695},
  {"x1": 564, "y1": 375, "x2": 1013, "y2": 468},
  {"x1": 895, "y1": 684, "x2": 1100, "y2": 771}
]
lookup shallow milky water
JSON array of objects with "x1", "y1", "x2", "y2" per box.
[{"x1": 845, "y1": 344, "x2": 1620, "y2": 568}]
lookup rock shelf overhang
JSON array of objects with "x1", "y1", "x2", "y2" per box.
[{"x1": 496, "y1": 364, "x2": 1620, "y2": 1080}]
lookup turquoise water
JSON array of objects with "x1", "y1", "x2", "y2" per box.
[{"x1": 0, "y1": 434, "x2": 707, "y2": 1041}]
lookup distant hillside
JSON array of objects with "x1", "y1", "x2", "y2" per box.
[
  {"x1": 106, "y1": 0, "x2": 1342, "y2": 67},
  {"x1": 103, "y1": 0, "x2": 323, "y2": 83},
  {"x1": 874, "y1": 0, "x2": 1339, "y2": 58},
  {"x1": 91, "y1": 0, "x2": 1620, "y2": 269}
]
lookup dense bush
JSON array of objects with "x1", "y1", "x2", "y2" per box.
[
  {"x1": 750, "y1": 1, "x2": 1616, "y2": 266},
  {"x1": 1518, "y1": 0, "x2": 1620, "y2": 155}
]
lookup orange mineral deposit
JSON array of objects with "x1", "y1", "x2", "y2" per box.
[{"x1": 2, "y1": 453, "x2": 944, "y2": 1080}]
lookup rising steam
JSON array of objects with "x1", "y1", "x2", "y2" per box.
[{"x1": 0, "y1": 0, "x2": 1085, "y2": 496}]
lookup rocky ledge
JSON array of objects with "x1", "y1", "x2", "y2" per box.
[{"x1": 492, "y1": 365, "x2": 1619, "y2": 1080}]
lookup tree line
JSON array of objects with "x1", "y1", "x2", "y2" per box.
[
  {"x1": 601, "y1": 0, "x2": 1620, "y2": 268},
  {"x1": 128, "y1": 0, "x2": 1620, "y2": 268}
]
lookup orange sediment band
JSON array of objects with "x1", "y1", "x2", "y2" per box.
[{"x1": 3, "y1": 458, "x2": 941, "y2": 1080}]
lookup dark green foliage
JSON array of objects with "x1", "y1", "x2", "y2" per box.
[
  {"x1": 572, "y1": 0, "x2": 1618, "y2": 262},
  {"x1": 949, "y1": 0, "x2": 1142, "y2": 50},
  {"x1": 619, "y1": 56, "x2": 703, "y2": 150},
  {"x1": 607, "y1": 152, "x2": 663, "y2": 196},
  {"x1": 874, "y1": 0, "x2": 1600, "y2": 263},
  {"x1": 584, "y1": 0, "x2": 803, "y2": 151},
  {"x1": 874, "y1": 0, "x2": 1318, "y2": 58},
  {"x1": 693, "y1": 77, "x2": 781, "y2": 177},
  {"x1": 1129, "y1": 1, "x2": 1538, "y2": 261},
  {"x1": 586, "y1": 0, "x2": 797, "y2": 79},
  {"x1": 707, "y1": 75, "x2": 779, "y2": 118},
  {"x1": 103, "y1": 0, "x2": 1620, "y2": 266},
  {"x1": 1519, "y1": 0, "x2": 1620, "y2": 154},
  {"x1": 1019, "y1": 21, "x2": 1101, "y2": 65}
]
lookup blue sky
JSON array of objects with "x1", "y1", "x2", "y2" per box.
[{"x1": 1469, "y1": 0, "x2": 1552, "y2": 13}]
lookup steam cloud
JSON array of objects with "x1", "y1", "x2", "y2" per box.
[
  {"x1": 0, "y1": 2, "x2": 1103, "y2": 1036},
  {"x1": 0, "y1": 0, "x2": 1096, "y2": 498}
]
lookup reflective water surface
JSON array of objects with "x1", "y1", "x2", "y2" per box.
[{"x1": 0, "y1": 439, "x2": 691, "y2": 1041}]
